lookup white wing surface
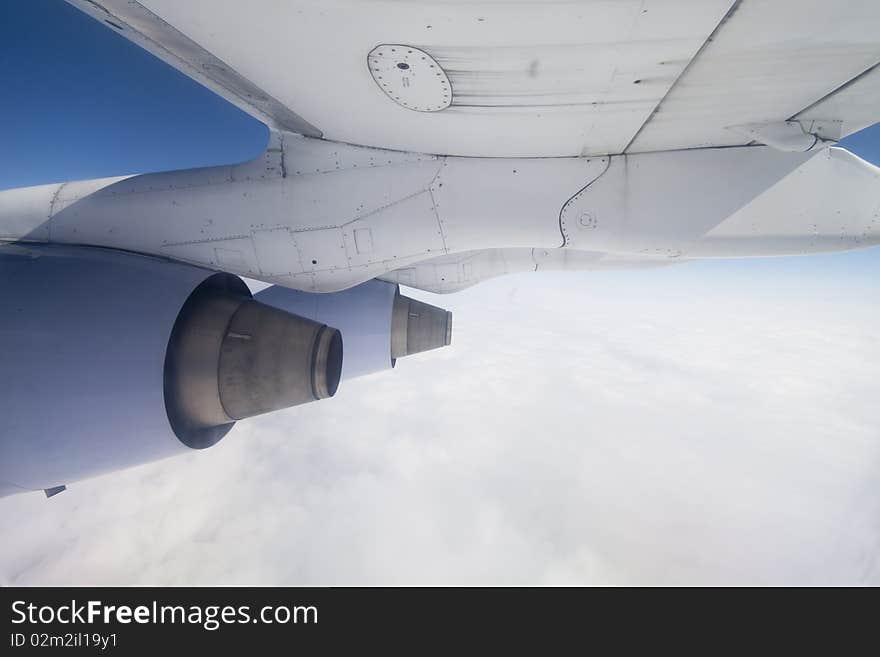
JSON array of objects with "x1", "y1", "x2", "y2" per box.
[{"x1": 67, "y1": 0, "x2": 880, "y2": 157}]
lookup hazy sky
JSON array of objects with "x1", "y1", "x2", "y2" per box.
[{"x1": 0, "y1": 1, "x2": 878, "y2": 585}]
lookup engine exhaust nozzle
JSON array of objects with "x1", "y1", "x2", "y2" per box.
[
  {"x1": 218, "y1": 300, "x2": 343, "y2": 418},
  {"x1": 164, "y1": 275, "x2": 343, "y2": 447},
  {"x1": 390, "y1": 291, "x2": 453, "y2": 361}
]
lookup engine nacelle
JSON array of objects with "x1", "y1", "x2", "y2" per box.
[
  {"x1": 0, "y1": 245, "x2": 341, "y2": 496},
  {"x1": 256, "y1": 280, "x2": 452, "y2": 380}
]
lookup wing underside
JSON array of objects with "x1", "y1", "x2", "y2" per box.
[{"x1": 67, "y1": 0, "x2": 880, "y2": 158}]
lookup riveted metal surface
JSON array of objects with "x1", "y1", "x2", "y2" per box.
[{"x1": 368, "y1": 44, "x2": 452, "y2": 112}]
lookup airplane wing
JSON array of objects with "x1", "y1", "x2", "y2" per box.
[
  {"x1": 66, "y1": 0, "x2": 880, "y2": 158},
  {"x1": 7, "y1": 0, "x2": 880, "y2": 296},
  {"x1": 2, "y1": 1, "x2": 880, "y2": 495}
]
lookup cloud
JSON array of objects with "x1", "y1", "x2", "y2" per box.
[{"x1": 1, "y1": 262, "x2": 879, "y2": 585}]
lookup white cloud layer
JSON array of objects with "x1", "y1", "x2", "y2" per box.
[{"x1": 1, "y1": 262, "x2": 879, "y2": 585}]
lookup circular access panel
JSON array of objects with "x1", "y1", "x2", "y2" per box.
[{"x1": 368, "y1": 45, "x2": 451, "y2": 112}]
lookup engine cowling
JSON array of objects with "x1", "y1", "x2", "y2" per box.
[{"x1": 0, "y1": 245, "x2": 342, "y2": 496}]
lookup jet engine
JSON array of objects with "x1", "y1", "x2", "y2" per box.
[
  {"x1": 256, "y1": 279, "x2": 452, "y2": 379},
  {"x1": 0, "y1": 245, "x2": 341, "y2": 497}
]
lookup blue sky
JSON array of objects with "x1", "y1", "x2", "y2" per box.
[
  {"x1": 1, "y1": 0, "x2": 878, "y2": 279},
  {"x1": 0, "y1": 0, "x2": 267, "y2": 190}
]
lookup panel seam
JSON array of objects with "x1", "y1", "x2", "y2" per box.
[{"x1": 621, "y1": 0, "x2": 743, "y2": 154}]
